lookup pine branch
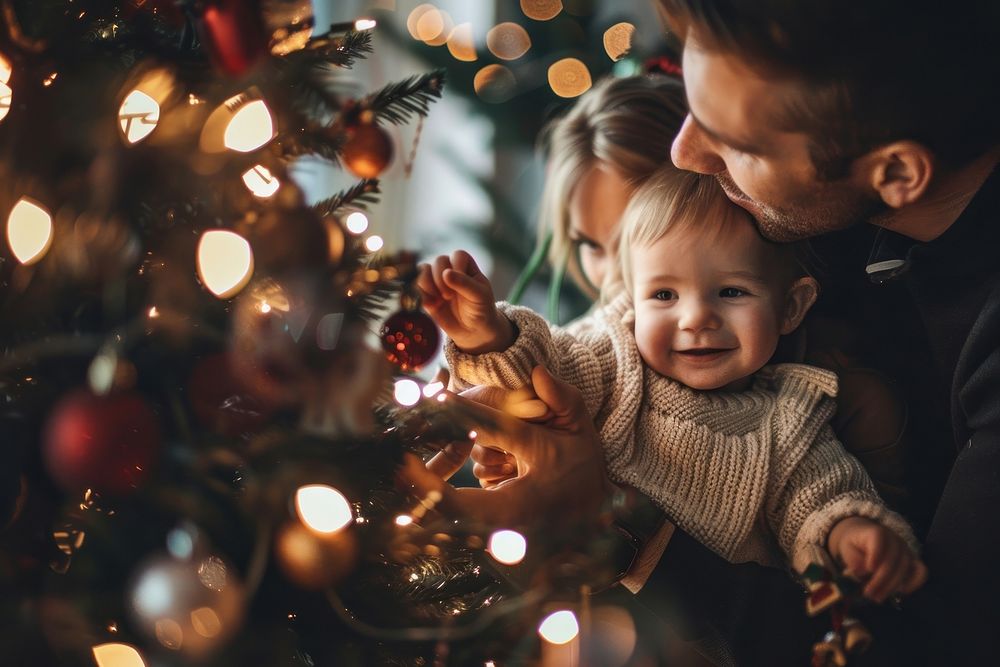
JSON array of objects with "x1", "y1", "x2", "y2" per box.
[
  {"x1": 312, "y1": 180, "x2": 382, "y2": 217},
  {"x1": 301, "y1": 29, "x2": 373, "y2": 68},
  {"x1": 363, "y1": 70, "x2": 446, "y2": 126}
]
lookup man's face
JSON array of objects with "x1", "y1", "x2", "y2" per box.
[{"x1": 670, "y1": 30, "x2": 880, "y2": 241}]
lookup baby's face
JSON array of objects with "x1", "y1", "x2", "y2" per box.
[{"x1": 631, "y1": 218, "x2": 790, "y2": 391}]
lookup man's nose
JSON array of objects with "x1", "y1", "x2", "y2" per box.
[{"x1": 671, "y1": 115, "x2": 726, "y2": 175}]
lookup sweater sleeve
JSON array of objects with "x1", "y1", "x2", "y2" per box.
[
  {"x1": 762, "y1": 366, "x2": 919, "y2": 571},
  {"x1": 444, "y1": 302, "x2": 619, "y2": 419}
]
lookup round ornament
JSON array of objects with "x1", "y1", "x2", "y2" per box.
[
  {"x1": 380, "y1": 308, "x2": 440, "y2": 371},
  {"x1": 275, "y1": 521, "x2": 358, "y2": 590},
  {"x1": 199, "y1": 0, "x2": 269, "y2": 76},
  {"x1": 129, "y1": 553, "x2": 244, "y2": 657},
  {"x1": 341, "y1": 123, "x2": 394, "y2": 179},
  {"x1": 43, "y1": 390, "x2": 161, "y2": 495}
]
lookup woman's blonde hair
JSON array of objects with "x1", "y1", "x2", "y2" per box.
[{"x1": 538, "y1": 75, "x2": 687, "y2": 300}]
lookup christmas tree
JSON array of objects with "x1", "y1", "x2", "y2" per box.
[{"x1": 0, "y1": 1, "x2": 587, "y2": 665}]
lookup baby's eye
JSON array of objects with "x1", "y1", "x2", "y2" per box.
[
  {"x1": 653, "y1": 290, "x2": 676, "y2": 301},
  {"x1": 720, "y1": 287, "x2": 748, "y2": 298}
]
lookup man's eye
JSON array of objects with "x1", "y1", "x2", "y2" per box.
[
  {"x1": 654, "y1": 290, "x2": 676, "y2": 301},
  {"x1": 720, "y1": 287, "x2": 748, "y2": 298}
]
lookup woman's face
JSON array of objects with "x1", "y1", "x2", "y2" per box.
[{"x1": 567, "y1": 165, "x2": 632, "y2": 294}]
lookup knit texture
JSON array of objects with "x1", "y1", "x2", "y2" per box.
[{"x1": 446, "y1": 294, "x2": 918, "y2": 570}]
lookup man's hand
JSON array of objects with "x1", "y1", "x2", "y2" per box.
[
  {"x1": 827, "y1": 516, "x2": 928, "y2": 602},
  {"x1": 399, "y1": 366, "x2": 611, "y2": 529},
  {"x1": 416, "y1": 250, "x2": 514, "y2": 354}
]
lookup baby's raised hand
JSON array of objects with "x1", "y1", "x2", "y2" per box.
[
  {"x1": 416, "y1": 250, "x2": 514, "y2": 354},
  {"x1": 827, "y1": 516, "x2": 928, "y2": 603}
]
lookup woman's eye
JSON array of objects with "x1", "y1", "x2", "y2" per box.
[
  {"x1": 654, "y1": 290, "x2": 676, "y2": 301},
  {"x1": 720, "y1": 287, "x2": 748, "y2": 298},
  {"x1": 572, "y1": 238, "x2": 601, "y2": 252}
]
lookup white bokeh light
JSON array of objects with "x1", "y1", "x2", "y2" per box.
[
  {"x1": 488, "y1": 529, "x2": 527, "y2": 565},
  {"x1": 119, "y1": 90, "x2": 160, "y2": 144},
  {"x1": 364, "y1": 235, "x2": 384, "y2": 252},
  {"x1": 6, "y1": 197, "x2": 53, "y2": 265},
  {"x1": 223, "y1": 100, "x2": 274, "y2": 152},
  {"x1": 295, "y1": 484, "x2": 353, "y2": 534},
  {"x1": 345, "y1": 211, "x2": 369, "y2": 234},
  {"x1": 196, "y1": 230, "x2": 254, "y2": 298},
  {"x1": 394, "y1": 378, "x2": 421, "y2": 406},
  {"x1": 92, "y1": 643, "x2": 147, "y2": 667},
  {"x1": 241, "y1": 165, "x2": 280, "y2": 198},
  {"x1": 538, "y1": 610, "x2": 579, "y2": 645}
]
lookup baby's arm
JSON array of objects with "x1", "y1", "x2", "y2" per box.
[
  {"x1": 768, "y1": 424, "x2": 925, "y2": 601},
  {"x1": 416, "y1": 251, "x2": 514, "y2": 354}
]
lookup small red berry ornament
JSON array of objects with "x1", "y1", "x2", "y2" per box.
[
  {"x1": 342, "y1": 121, "x2": 394, "y2": 179},
  {"x1": 199, "y1": 0, "x2": 269, "y2": 76},
  {"x1": 43, "y1": 390, "x2": 161, "y2": 495},
  {"x1": 380, "y1": 296, "x2": 440, "y2": 371}
]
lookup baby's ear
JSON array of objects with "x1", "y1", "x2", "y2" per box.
[{"x1": 781, "y1": 277, "x2": 819, "y2": 335}]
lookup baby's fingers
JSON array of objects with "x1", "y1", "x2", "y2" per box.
[
  {"x1": 442, "y1": 268, "x2": 493, "y2": 304},
  {"x1": 416, "y1": 264, "x2": 443, "y2": 308},
  {"x1": 863, "y1": 541, "x2": 904, "y2": 602},
  {"x1": 432, "y1": 255, "x2": 456, "y2": 299},
  {"x1": 897, "y1": 557, "x2": 928, "y2": 595}
]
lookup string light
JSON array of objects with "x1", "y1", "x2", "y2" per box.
[
  {"x1": 488, "y1": 530, "x2": 527, "y2": 565},
  {"x1": 345, "y1": 211, "x2": 369, "y2": 234},
  {"x1": 422, "y1": 381, "x2": 444, "y2": 398},
  {"x1": 6, "y1": 197, "x2": 53, "y2": 265},
  {"x1": 195, "y1": 230, "x2": 254, "y2": 299},
  {"x1": 364, "y1": 235, "x2": 384, "y2": 252},
  {"x1": 0, "y1": 53, "x2": 12, "y2": 124},
  {"x1": 92, "y1": 643, "x2": 147, "y2": 667},
  {"x1": 394, "y1": 378, "x2": 421, "y2": 406},
  {"x1": 119, "y1": 90, "x2": 160, "y2": 144},
  {"x1": 395, "y1": 514, "x2": 414, "y2": 526},
  {"x1": 241, "y1": 165, "x2": 280, "y2": 198},
  {"x1": 538, "y1": 610, "x2": 579, "y2": 645},
  {"x1": 355, "y1": 18, "x2": 377, "y2": 31},
  {"x1": 223, "y1": 100, "x2": 274, "y2": 153},
  {"x1": 295, "y1": 485, "x2": 353, "y2": 534}
]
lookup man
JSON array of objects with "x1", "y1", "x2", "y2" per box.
[{"x1": 404, "y1": 1, "x2": 1000, "y2": 663}]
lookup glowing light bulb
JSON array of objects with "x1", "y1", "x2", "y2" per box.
[
  {"x1": 355, "y1": 18, "x2": 377, "y2": 31},
  {"x1": 119, "y1": 90, "x2": 160, "y2": 144},
  {"x1": 488, "y1": 529, "x2": 527, "y2": 565},
  {"x1": 394, "y1": 378, "x2": 421, "y2": 406},
  {"x1": 241, "y1": 165, "x2": 280, "y2": 198},
  {"x1": 0, "y1": 53, "x2": 11, "y2": 84},
  {"x1": 196, "y1": 230, "x2": 254, "y2": 299},
  {"x1": 223, "y1": 100, "x2": 274, "y2": 152},
  {"x1": 295, "y1": 485, "x2": 353, "y2": 533},
  {"x1": 345, "y1": 211, "x2": 369, "y2": 234},
  {"x1": 395, "y1": 514, "x2": 414, "y2": 526},
  {"x1": 0, "y1": 54, "x2": 12, "y2": 123},
  {"x1": 538, "y1": 610, "x2": 579, "y2": 645},
  {"x1": 6, "y1": 197, "x2": 53, "y2": 265},
  {"x1": 92, "y1": 643, "x2": 147, "y2": 667},
  {"x1": 422, "y1": 381, "x2": 444, "y2": 398},
  {"x1": 364, "y1": 235, "x2": 384, "y2": 252}
]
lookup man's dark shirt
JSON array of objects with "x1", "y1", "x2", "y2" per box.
[{"x1": 636, "y1": 166, "x2": 1000, "y2": 665}]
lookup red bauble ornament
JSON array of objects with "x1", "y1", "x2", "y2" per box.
[
  {"x1": 43, "y1": 391, "x2": 161, "y2": 495},
  {"x1": 200, "y1": 0, "x2": 269, "y2": 76},
  {"x1": 380, "y1": 309, "x2": 440, "y2": 371},
  {"x1": 188, "y1": 353, "x2": 276, "y2": 437},
  {"x1": 342, "y1": 123, "x2": 394, "y2": 179}
]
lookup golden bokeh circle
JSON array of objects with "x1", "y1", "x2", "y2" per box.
[
  {"x1": 447, "y1": 23, "x2": 477, "y2": 62},
  {"x1": 486, "y1": 22, "x2": 532, "y2": 61},
  {"x1": 474, "y1": 64, "x2": 517, "y2": 104},
  {"x1": 406, "y1": 4, "x2": 436, "y2": 40},
  {"x1": 547, "y1": 58, "x2": 592, "y2": 98},
  {"x1": 603, "y1": 22, "x2": 636, "y2": 62},
  {"x1": 520, "y1": 0, "x2": 563, "y2": 21}
]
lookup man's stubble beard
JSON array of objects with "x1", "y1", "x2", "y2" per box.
[{"x1": 714, "y1": 172, "x2": 885, "y2": 242}]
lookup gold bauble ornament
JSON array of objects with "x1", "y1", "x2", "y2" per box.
[{"x1": 341, "y1": 123, "x2": 394, "y2": 179}]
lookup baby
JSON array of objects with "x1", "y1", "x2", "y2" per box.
[{"x1": 418, "y1": 169, "x2": 926, "y2": 598}]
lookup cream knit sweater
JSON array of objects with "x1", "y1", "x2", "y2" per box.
[{"x1": 445, "y1": 294, "x2": 917, "y2": 571}]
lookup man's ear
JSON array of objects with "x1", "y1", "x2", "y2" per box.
[
  {"x1": 781, "y1": 276, "x2": 819, "y2": 335},
  {"x1": 859, "y1": 141, "x2": 935, "y2": 209}
]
